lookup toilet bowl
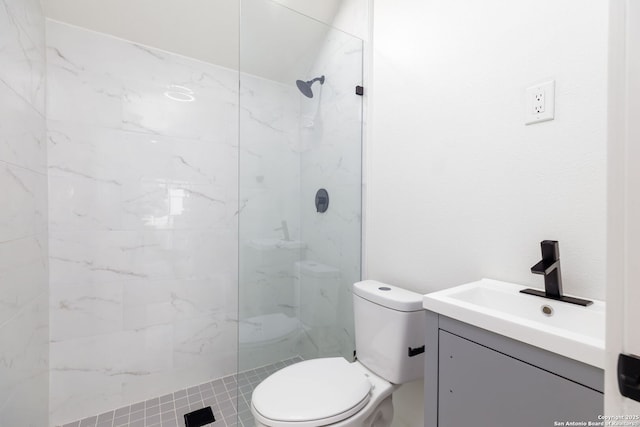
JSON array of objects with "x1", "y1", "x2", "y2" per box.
[
  {"x1": 251, "y1": 358, "x2": 395, "y2": 427},
  {"x1": 251, "y1": 281, "x2": 425, "y2": 427}
]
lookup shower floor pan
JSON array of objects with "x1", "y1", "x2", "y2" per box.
[{"x1": 57, "y1": 357, "x2": 303, "y2": 427}]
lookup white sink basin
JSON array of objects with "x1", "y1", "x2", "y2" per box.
[{"x1": 422, "y1": 278, "x2": 605, "y2": 369}]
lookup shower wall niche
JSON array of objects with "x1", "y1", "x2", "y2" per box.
[{"x1": 239, "y1": 0, "x2": 363, "y2": 371}]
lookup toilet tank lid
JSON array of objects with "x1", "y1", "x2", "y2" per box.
[{"x1": 353, "y1": 280, "x2": 423, "y2": 312}]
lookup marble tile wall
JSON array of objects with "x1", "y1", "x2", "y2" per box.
[
  {"x1": 46, "y1": 20, "x2": 241, "y2": 426},
  {"x1": 0, "y1": 0, "x2": 50, "y2": 426}
]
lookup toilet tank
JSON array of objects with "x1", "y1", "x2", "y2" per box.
[{"x1": 353, "y1": 280, "x2": 425, "y2": 384}]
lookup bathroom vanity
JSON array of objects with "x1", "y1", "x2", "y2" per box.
[{"x1": 422, "y1": 279, "x2": 605, "y2": 427}]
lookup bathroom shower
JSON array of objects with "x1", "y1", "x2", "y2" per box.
[
  {"x1": 295, "y1": 75, "x2": 325, "y2": 98},
  {"x1": 0, "y1": 0, "x2": 364, "y2": 424}
]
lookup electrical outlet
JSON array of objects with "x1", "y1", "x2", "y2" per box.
[
  {"x1": 533, "y1": 90, "x2": 545, "y2": 113},
  {"x1": 525, "y1": 80, "x2": 555, "y2": 125}
]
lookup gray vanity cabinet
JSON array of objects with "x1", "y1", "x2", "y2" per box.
[{"x1": 424, "y1": 312, "x2": 604, "y2": 427}]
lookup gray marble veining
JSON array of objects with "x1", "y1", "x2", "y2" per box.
[{"x1": 0, "y1": 0, "x2": 48, "y2": 426}]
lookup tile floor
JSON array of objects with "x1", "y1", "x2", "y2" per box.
[{"x1": 58, "y1": 357, "x2": 303, "y2": 427}]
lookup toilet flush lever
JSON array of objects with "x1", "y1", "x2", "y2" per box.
[{"x1": 408, "y1": 345, "x2": 425, "y2": 357}]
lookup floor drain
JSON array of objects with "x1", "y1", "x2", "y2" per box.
[{"x1": 184, "y1": 407, "x2": 215, "y2": 427}]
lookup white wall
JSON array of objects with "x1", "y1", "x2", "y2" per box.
[
  {"x1": 369, "y1": 0, "x2": 608, "y2": 299},
  {"x1": 370, "y1": 1, "x2": 608, "y2": 426}
]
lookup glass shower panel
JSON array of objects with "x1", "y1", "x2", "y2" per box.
[{"x1": 238, "y1": 0, "x2": 363, "y2": 376}]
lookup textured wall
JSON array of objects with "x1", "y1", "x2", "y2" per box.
[
  {"x1": 0, "y1": 0, "x2": 49, "y2": 425},
  {"x1": 46, "y1": 20, "x2": 239, "y2": 426}
]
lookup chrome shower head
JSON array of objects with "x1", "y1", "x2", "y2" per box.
[{"x1": 295, "y1": 75, "x2": 325, "y2": 98}]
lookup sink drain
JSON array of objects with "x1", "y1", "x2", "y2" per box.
[{"x1": 541, "y1": 305, "x2": 554, "y2": 316}]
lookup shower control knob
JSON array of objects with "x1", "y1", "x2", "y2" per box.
[{"x1": 315, "y1": 189, "x2": 329, "y2": 213}]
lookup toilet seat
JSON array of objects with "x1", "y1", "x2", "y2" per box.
[{"x1": 251, "y1": 358, "x2": 372, "y2": 427}]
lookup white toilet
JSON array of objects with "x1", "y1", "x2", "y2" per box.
[{"x1": 250, "y1": 280, "x2": 425, "y2": 427}]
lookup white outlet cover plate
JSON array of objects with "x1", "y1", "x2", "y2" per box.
[{"x1": 525, "y1": 80, "x2": 555, "y2": 125}]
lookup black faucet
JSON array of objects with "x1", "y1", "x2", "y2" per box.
[
  {"x1": 531, "y1": 240, "x2": 563, "y2": 298},
  {"x1": 520, "y1": 240, "x2": 593, "y2": 306}
]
